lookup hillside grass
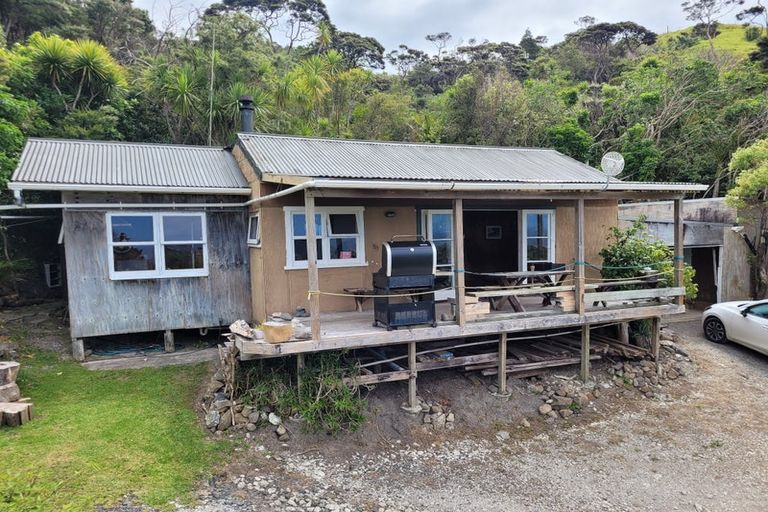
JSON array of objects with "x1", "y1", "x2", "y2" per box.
[
  {"x1": 658, "y1": 24, "x2": 760, "y2": 58},
  {"x1": 0, "y1": 342, "x2": 227, "y2": 511}
]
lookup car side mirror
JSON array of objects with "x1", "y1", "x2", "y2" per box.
[{"x1": 741, "y1": 309, "x2": 750, "y2": 317}]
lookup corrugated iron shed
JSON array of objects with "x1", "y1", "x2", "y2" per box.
[
  {"x1": 9, "y1": 138, "x2": 249, "y2": 194},
  {"x1": 237, "y1": 133, "x2": 615, "y2": 183}
]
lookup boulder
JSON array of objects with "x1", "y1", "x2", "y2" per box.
[
  {"x1": 276, "y1": 424, "x2": 287, "y2": 436},
  {"x1": 248, "y1": 412, "x2": 261, "y2": 423},
  {"x1": 217, "y1": 409, "x2": 233, "y2": 431},
  {"x1": 0, "y1": 383, "x2": 20, "y2": 403},
  {"x1": 0, "y1": 362, "x2": 20, "y2": 385},
  {"x1": 268, "y1": 412, "x2": 282, "y2": 426},
  {"x1": 204, "y1": 410, "x2": 220, "y2": 430},
  {"x1": 538, "y1": 403, "x2": 553, "y2": 415}
]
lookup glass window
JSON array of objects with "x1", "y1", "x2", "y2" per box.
[
  {"x1": 107, "y1": 213, "x2": 208, "y2": 280},
  {"x1": 111, "y1": 215, "x2": 153, "y2": 243},
  {"x1": 248, "y1": 214, "x2": 261, "y2": 246},
  {"x1": 748, "y1": 303, "x2": 768, "y2": 319},
  {"x1": 524, "y1": 211, "x2": 554, "y2": 266},
  {"x1": 285, "y1": 208, "x2": 365, "y2": 268},
  {"x1": 431, "y1": 213, "x2": 452, "y2": 239}
]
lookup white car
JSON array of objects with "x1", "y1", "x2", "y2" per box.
[{"x1": 702, "y1": 300, "x2": 768, "y2": 353}]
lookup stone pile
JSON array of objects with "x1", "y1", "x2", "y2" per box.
[
  {"x1": 202, "y1": 365, "x2": 291, "y2": 442},
  {"x1": 532, "y1": 379, "x2": 596, "y2": 420},
  {"x1": 416, "y1": 397, "x2": 455, "y2": 431}
]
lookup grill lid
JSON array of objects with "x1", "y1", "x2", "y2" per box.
[{"x1": 382, "y1": 239, "x2": 437, "y2": 277}]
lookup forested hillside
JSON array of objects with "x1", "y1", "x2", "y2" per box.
[{"x1": 2, "y1": 0, "x2": 768, "y2": 197}]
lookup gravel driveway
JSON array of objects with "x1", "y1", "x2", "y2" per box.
[{"x1": 181, "y1": 315, "x2": 768, "y2": 512}]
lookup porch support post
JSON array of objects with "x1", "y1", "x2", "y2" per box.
[
  {"x1": 651, "y1": 316, "x2": 661, "y2": 376},
  {"x1": 163, "y1": 330, "x2": 175, "y2": 353},
  {"x1": 674, "y1": 198, "x2": 685, "y2": 306},
  {"x1": 452, "y1": 198, "x2": 466, "y2": 326},
  {"x1": 575, "y1": 198, "x2": 586, "y2": 316},
  {"x1": 580, "y1": 324, "x2": 590, "y2": 382},
  {"x1": 296, "y1": 354, "x2": 305, "y2": 390},
  {"x1": 494, "y1": 332, "x2": 510, "y2": 397},
  {"x1": 305, "y1": 189, "x2": 321, "y2": 341},
  {"x1": 402, "y1": 341, "x2": 420, "y2": 413}
]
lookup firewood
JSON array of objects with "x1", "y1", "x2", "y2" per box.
[{"x1": 0, "y1": 362, "x2": 20, "y2": 386}]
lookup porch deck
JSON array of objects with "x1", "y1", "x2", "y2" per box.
[{"x1": 236, "y1": 295, "x2": 685, "y2": 357}]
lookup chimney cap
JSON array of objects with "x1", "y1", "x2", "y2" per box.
[{"x1": 239, "y1": 96, "x2": 254, "y2": 110}]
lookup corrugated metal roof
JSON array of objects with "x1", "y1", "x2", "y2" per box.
[
  {"x1": 10, "y1": 138, "x2": 249, "y2": 192},
  {"x1": 237, "y1": 133, "x2": 617, "y2": 183}
]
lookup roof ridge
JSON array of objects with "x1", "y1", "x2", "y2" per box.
[
  {"x1": 236, "y1": 132, "x2": 556, "y2": 153},
  {"x1": 27, "y1": 137, "x2": 228, "y2": 151}
]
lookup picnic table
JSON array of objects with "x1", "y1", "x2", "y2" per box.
[
  {"x1": 343, "y1": 287, "x2": 374, "y2": 312},
  {"x1": 468, "y1": 269, "x2": 575, "y2": 312}
]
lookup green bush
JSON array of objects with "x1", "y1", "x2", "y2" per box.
[
  {"x1": 239, "y1": 351, "x2": 366, "y2": 434},
  {"x1": 745, "y1": 26, "x2": 762, "y2": 42},
  {"x1": 599, "y1": 218, "x2": 698, "y2": 300}
]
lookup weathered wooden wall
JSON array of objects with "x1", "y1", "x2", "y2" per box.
[{"x1": 63, "y1": 192, "x2": 250, "y2": 339}]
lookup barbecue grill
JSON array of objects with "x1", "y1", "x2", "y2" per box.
[{"x1": 373, "y1": 238, "x2": 437, "y2": 330}]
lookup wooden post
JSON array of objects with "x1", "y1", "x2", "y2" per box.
[
  {"x1": 402, "y1": 341, "x2": 420, "y2": 413},
  {"x1": 619, "y1": 323, "x2": 629, "y2": 344},
  {"x1": 296, "y1": 354, "x2": 305, "y2": 389},
  {"x1": 305, "y1": 189, "x2": 321, "y2": 340},
  {"x1": 575, "y1": 198, "x2": 586, "y2": 316},
  {"x1": 674, "y1": 198, "x2": 685, "y2": 306},
  {"x1": 72, "y1": 338, "x2": 85, "y2": 361},
  {"x1": 580, "y1": 324, "x2": 590, "y2": 381},
  {"x1": 452, "y1": 199, "x2": 466, "y2": 326},
  {"x1": 163, "y1": 330, "x2": 175, "y2": 353},
  {"x1": 651, "y1": 316, "x2": 661, "y2": 376},
  {"x1": 495, "y1": 332, "x2": 510, "y2": 397}
]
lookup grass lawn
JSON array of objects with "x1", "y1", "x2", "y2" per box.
[
  {"x1": 658, "y1": 24, "x2": 759, "y2": 59},
  {"x1": 0, "y1": 347, "x2": 228, "y2": 511}
]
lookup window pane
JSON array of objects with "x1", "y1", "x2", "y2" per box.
[
  {"x1": 113, "y1": 245, "x2": 155, "y2": 271},
  {"x1": 527, "y1": 238, "x2": 549, "y2": 262},
  {"x1": 329, "y1": 238, "x2": 357, "y2": 259},
  {"x1": 749, "y1": 303, "x2": 768, "y2": 318},
  {"x1": 164, "y1": 244, "x2": 205, "y2": 270},
  {"x1": 111, "y1": 216, "x2": 153, "y2": 243},
  {"x1": 248, "y1": 216, "x2": 260, "y2": 241},
  {"x1": 163, "y1": 215, "x2": 203, "y2": 242},
  {"x1": 526, "y1": 213, "x2": 549, "y2": 237},
  {"x1": 329, "y1": 214, "x2": 358, "y2": 234},
  {"x1": 293, "y1": 239, "x2": 323, "y2": 261},
  {"x1": 434, "y1": 240, "x2": 452, "y2": 266},
  {"x1": 431, "y1": 213, "x2": 452, "y2": 239},
  {"x1": 292, "y1": 213, "x2": 322, "y2": 237}
]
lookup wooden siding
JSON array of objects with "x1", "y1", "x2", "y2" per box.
[{"x1": 63, "y1": 192, "x2": 250, "y2": 338}]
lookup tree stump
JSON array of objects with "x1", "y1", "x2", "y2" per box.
[
  {"x1": 0, "y1": 362, "x2": 20, "y2": 385},
  {"x1": 0, "y1": 402, "x2": 34, "y2": 427}
]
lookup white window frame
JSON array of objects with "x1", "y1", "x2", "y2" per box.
[
  {"x1": 247, "y1": 213, "x2": 261, "y2": 247},
  {"x1": 421, "y1": 209, "x2": 454, "y2": 277},
  {"x1": 520, "y1": 209, "x2": 556, "y2": 270},
  {"x1": 106, "y1": 212, "x2": 209, "y2": 280},
  {"x1": 284, "y1": 206, "x2": 366, "y2": 270}
]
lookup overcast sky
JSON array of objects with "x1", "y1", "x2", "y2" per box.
[{"x1": 135, "y1": 0, "x2": 741, "y2": 54}]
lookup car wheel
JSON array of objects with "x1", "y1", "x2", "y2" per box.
[{"x1": 703, "y1": 317, "x2": 727, "y2": 343}]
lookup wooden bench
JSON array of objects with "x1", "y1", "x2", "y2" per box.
[
  {"x1": 343, "y1": 288, "x2": 375, "y2": 312},
  {"x1": 468, "y1": 285, "x2": 577, "y2": 299}
]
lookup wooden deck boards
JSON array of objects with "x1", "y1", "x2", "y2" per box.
[{"x1": 237, "y1": 302, "x2": 685, "y2": 357}]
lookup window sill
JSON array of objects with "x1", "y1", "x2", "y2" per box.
[
  {"x1": 284, "y1": 261, "x2": 369, "y2": 271},
  {"x1": 109, "y1": 271, "x2": 209, "y2": 281}
]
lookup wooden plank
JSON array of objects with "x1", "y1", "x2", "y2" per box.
[
  {"x1": 416, "y1": 352, "x2": 497, "y2": 371},
  {"x1": 305, "y1": 190, "x2": 321, "y2": 340},
  {"x1": 651, "y1": 316, "x2": 661, "y2": 376},
  {"x1": 468, "y1": 285, "x2": 576, "y2": 298},
  {"x1": 453, "y1": 199, "x2": 466, "y2": 326},
  {"x1": 575, "y1": 198, "x2": 586, "y2": 316},
  {"x1": 347, "y1": 370, "x2": 411, "y2": 386},
  {"x1": 674, "y1": 198, "x2": 685, "y2": 306},
  {"x1": 83, "y1": 347, "x2": 219, "y2": 370},
  {"x1": 580, "y1": 324, "x2": 590, "y2": 381},
  {"x1": 237, "y1": 303, "x2": 686, "y2": 356},
  {"x1": 588, "y1": 287, "x2": 685, "y2": 304},
  {"x1": 407, "y1": 342, "x2": 417, "y2": 411},
  {"x1": 480, "y1": 355, "x2": 602, "y2": 376}
]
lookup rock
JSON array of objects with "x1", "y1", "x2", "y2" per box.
[
  {"x1": 248, "y1": 412, "x2": 261, "y2": 423},
  {"x1": 593, "y1": 389, "x2": 601, "y2": 398},
  {"x1": 218, "y1": 409, "x2": 233, "y2": 431},
  {"x1": 559, "y1": 409, "x2": 573, "y2": 418},
  {"x1": 551, "y1": 396, "x2": 573, "y2": 409},
  {"x1": 423, "y1": 414, "x2": 432, "y2": 424},
  {"x1": 212, "y1": 399, "x2": 232, "y2": 412},
  {"x1": 520, "y1": 418, "x2": 531, "y2": 428},
  {"x1": 246, "y1": 422, "x2": 258, "y2": 432},
  {"x1": 446, "y1": 412, "x2": 455, "y2": 423},
  {"x1": 278, "y1": 433, "x2": 290, "y2": 442},
  {"x1": 488, "y1": 384, "x2": 499, "y2": 394},
  {"x1": 276, "y1": 424, "x2": 287, "y2": 436},
  {"x1": 268, "y1": 412, "x2": 282, "y2": 426},
  {"x1": 430, "y1": 404, "x2": 442, "y2": 414},
  {"x1": 667, "y1": 370, "x2": 679, "y2": 380},
  {"x1": 204, "y1": 410, "x2": 220, "y2": 430},
  {"x1": 0, "y1": 344, "x2": 19, "y2": 361},
  {"x1": 538, "y1": 403, "x2": 553, "y2": 415},
  {"x1": 234, "y1": 413, "x2": 247, "y2": 425},
  {"x1": 496, "y1": 430, "x2": 510, "y2": 441},
  {"x1": 206, "y1": 380, "x2": 224, "y2": 395},
  {"x1": 294, "y1": 307, "x2": 309, "y2": 318},
  {"x1": 528, "y1": 384, "x2": 545, "y2": 394},
  {"x1": 0, "y1": 383, "x2": 20, "y2": 402},
  {"x1": 433, "y1": 413, "x2": 447, "y2": 429}
]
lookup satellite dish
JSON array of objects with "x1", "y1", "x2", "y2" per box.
[{"x1": 600, "y1": 152, "x2": 625, "y2": 177}]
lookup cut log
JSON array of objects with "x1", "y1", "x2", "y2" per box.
[
  {"x1": 0, "y1": 362, "x2": 20, "y2": 385},
  {"x1": 262, "y1": 321, "x2": 294, "y2": 344},
  {"x1": 0, "y1": 401, "x2": 33, "y2": 427},
  {"x1": 0, "y1": 383, "x2": 20, "y2": 403}
]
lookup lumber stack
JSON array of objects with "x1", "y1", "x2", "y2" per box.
[{"x1": 0, "y1": 361, "x2": 34, "y2": 427}]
